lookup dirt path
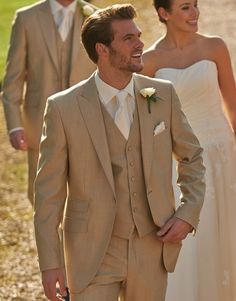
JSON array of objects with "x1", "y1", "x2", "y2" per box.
[{"x1": 0, "y1": 0, "x2": 236, "y2": 299}]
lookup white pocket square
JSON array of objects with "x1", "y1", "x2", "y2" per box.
[{"x1": 154, "y1": 121, "x2": 166, "y2": 136}]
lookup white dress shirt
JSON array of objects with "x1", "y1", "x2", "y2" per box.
[
  {"x1": 95, "y1": 71, "x2": 135, "y2": 125},
  {"x1": 49, "y1": 0, "x2": 77, "y2": 41}
]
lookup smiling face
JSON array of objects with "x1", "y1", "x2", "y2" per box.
[
  {"x1": 107, "y1": 19, "x2": 144, "y2": 74},
  {"x1": 163, "y1": 0, "x2": 200, "y2": 33}
]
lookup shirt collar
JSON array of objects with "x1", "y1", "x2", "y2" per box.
[
  {"x1": 95, "y1": 71, "x2": 134, "y2": 106},
  {"x1": 49, "y1": 0, "x2": 77, "y2": 16}
]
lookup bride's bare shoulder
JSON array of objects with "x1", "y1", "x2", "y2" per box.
[
  {"x1": 197, "y1": 33, "x2": 227, "y2": 50},
  {"x1": 142, "y1": 38, "x2": 167, "y2": 76},
  {"x1": 144, "y1": 37, "x2": 166, "y2": 54},
  {"x1": 197, "y1": 33, "x2": 229, "y2": 61}
]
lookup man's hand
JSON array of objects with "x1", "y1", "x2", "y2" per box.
[
  {"x1": 156, "y1": 216, "x2": 193, "y2": 243},
  {"x1": 42, "y1": 268, "x2": 68, "y2": 301},
  {"x1": 9, "y1": 129, "x2": 28, "y2": 150}
]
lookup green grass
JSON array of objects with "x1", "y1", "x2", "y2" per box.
[{"x1": 0, "y1": 1, "x2": 35, "y2": 81}]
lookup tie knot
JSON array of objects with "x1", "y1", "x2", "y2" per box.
[
  {"x1": 61, "y1": 7, "x2": 72, "y2": 19},
  {"x1": 58, "y1": 7, "x2": 73, "y2": 41},
  {"x1": 116, "y1": 90, "x2": 128, "y2": 107}
]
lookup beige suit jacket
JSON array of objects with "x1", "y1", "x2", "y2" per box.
[
  {"x1": 2, "y1": 0, "x2": 95, "y2": 149},
  {"x1": 34, "y1": 73, "x2": 205, "y2": 293}
]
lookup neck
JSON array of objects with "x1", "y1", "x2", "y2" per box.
[
  {"x1": 97, "y1": 66, "x2": 133, "y2": 90},
  {"x1": 56, "y1": 0, "x2": 74, "y2": 7},
  {"x1": 164, "y1": 29, "x2": 196, "y2": 50}
]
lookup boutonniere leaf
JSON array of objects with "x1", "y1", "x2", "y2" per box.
[{"x1": 140, "y1": 87, "x2": 162, "y2": 114}]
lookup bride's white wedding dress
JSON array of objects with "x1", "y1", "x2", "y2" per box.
[{"x1": 155, "y1": 60, "x2": 236, "y2": 301}]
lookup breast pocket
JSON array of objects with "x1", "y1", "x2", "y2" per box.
[
  {"x1": 153, "y1": 127, "x2": 170, "y2": 144},
  {"x1": 153, "y1": 128, "x2": 172, "y2": 153},
  {"x1": 154, "y1": 127, "x2": 168, "y2": 139},
  {"x1": 62, "y1": 200, "x2": 90, "y2": 233}
]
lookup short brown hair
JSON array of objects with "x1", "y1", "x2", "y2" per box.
[{"x1": 81, "y1": 4, "x2": 137, "y2": 63}]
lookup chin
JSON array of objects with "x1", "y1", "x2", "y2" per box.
[
  {"x1": 187, "y1": 24, "x2": 198, "y2": 32},
  {"x1": 131, "y1": 63, "x2": 144, "y2": 73}
]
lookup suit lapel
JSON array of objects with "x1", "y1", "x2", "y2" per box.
[
  {"x1": 134, "y1": 76, "x2": 154, "y2": 190},
  {"x1": 37, "y1": 0, "x2": 59, "y2": 75},
  {"x1": 70, "y1": 5, "x2": 84, "y2": 79},
  {"x1": 77, "y1": 75, "x2": 116, "y2": 197}
]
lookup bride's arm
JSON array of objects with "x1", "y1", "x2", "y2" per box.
[{"x1": 212, "y1": 37, "x2": 236, "y2": 133}]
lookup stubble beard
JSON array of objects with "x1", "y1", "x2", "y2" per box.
[{"x1": 108, "y1": 46, "x2": 144, "y2": 74}]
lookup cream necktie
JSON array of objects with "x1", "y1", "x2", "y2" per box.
[
  {"x1": 58, "y1": 8, "x2": 72, "y2": 41},
  {"x1": 115, "y1": 90, "x2": 130, "y2": 140}
]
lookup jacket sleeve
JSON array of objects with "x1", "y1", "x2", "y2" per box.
[
  {"x1": 170, "y1": 85, "x2": 206, "y2": 229},
  {"x1": 34, "y1": 98, "x2": 68, "y2": 271},
  {"x1": 2, "y1": 11, "x2": 27, "y2": 131}
]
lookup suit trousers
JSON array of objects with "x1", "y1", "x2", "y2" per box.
[{"x1": 70, "y1": 230, "x2": 167, "y2": 301}]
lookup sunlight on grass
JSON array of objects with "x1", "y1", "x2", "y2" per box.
[
  {"x1": 1, "y1": 161, "x2": 27, "y2": 192},
  {"x1": 0, "y1": 105, "x2": 27, "y2": 193}
]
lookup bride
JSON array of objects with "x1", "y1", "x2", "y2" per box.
[{"x1": 142, "y1": 0, "x2": 236, "y2": 300}]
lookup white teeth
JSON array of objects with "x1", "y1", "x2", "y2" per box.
[{"x1": 188, "y1": 20, "x2": 197, "y2": 25}]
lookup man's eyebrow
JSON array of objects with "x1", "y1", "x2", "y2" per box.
[{"x1": 122, "y1": 31, "x2": 142, "y2": 38}]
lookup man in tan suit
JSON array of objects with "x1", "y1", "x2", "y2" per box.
[
  {"x1": 1, "y1": 0, "x2": 96, "y2": 203},
  {"x1": 34, "y1": 4, "x2": 205, "y2": 301}
]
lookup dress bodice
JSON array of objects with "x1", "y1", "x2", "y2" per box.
[{"x1": 155, "y1": 60, "x2": 233, "y2": 145}]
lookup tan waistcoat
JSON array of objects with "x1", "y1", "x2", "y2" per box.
[
  {"x1": 101, "y1": 104, "x2": 156, "y2": 239},
  {"x1": 55, "y1": 21, "x2": 73, "y2": 91}
]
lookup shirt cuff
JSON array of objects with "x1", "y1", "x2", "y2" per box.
[{"x1": 9, "y1": 127, "x2": 24, "y2": 134}]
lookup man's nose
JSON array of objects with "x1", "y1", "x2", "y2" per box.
[{"x1": 137, "y1": 38, "x2": 144, "y2": 49}]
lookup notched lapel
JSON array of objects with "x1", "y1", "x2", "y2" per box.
[
  {"x1": 135, "y1": 78, "x2": 154, "y2": 189},
  {"x1": 37, "y1": 2, "x2": 59, "y2": 75},
  {"x1": 70, "y1": 6, "x2": 84, "y2": 80},
  {"x1": 77, "y1": 76, "x2": 116, "y2": 197}
]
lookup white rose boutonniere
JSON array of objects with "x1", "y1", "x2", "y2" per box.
[
  {"x1": 140, "y1": 87, "x2": 162, "y2": 114},
  {"x1": 82, "y1": 4, "x2": 95, "y2": 17},
  {"x1": 78, "y1": 0, "x2": 96, "y2": 17}
]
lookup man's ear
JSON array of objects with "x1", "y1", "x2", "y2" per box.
[{"x1": 95, "y1": 42, "x2": 109, "y2": 59}]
